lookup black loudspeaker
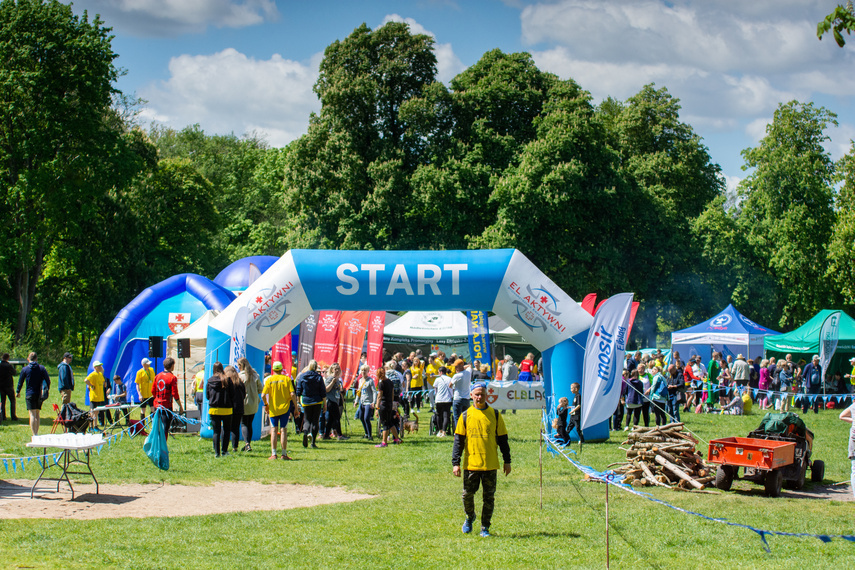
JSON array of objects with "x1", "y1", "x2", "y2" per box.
[
  {"x1": 176, "y1": 338, "x2": 191, "y2": 359},
  {"x1": 148, "y1": 336, "x2": 163, "y2": 358}
]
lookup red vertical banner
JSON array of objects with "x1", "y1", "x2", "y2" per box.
[
  {"x1": 313, "y1": 311, "x2": 341, "y2": 369},
  {"x1": 338, "y1": 311, "x2": 369, "y2": 389},
  {"x1": 366, "y1": 311, "x2": 386, "y2": 382},
  {"x1": 271, "y1": 333, "x2": 292, "y2": 376}
]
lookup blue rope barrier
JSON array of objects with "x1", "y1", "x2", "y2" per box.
[{"x1": 542, "y1": 431, "x2": 855, "y2": 553}]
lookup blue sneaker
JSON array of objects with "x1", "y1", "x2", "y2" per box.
[
  {"x1": 462, "y1": 517, "x2": 474, "y2": 534},
  {"x1": 480, "y1": 527, "x2": 490, "y2": 538}
]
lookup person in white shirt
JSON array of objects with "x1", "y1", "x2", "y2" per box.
[{"x1": 433, "y1": 367, "x2": 454, "y2": 436}]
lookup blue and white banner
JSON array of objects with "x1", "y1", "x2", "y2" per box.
[
  {"x1": 819, "y1": 311, "x2": 840, "y2": 387},
  {"x1": 209, "y1": 249, "x2": 593, "y2": 354},
  {"x1": 467, "y1": 310, "x2": 492, "y2": 374},
  {"x1": 581, "y1": 293, "x2": 633, "y2": 431}
]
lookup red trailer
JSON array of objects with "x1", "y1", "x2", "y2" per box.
[{"x1": 708, "y1": 413, "x2": 824, "y2": 497}]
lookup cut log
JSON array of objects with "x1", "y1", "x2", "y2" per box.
[{"x1": 654, "y1": 454, "x2": 704, "y2": 489}]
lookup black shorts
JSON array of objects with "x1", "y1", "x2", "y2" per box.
[
  {"x1": 378, "y1": 405, "x2": 396, "y2": 430},
  {"x1": 26, "y1": 396, "x2": 42, "y2": 410},
  {"x1": 140, "y1": 397, "x2": 154, "y2": 407}
]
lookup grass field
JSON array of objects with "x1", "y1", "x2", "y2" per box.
[{"x1": 1, "y1": 382, "x2": 853, "y2": 569}]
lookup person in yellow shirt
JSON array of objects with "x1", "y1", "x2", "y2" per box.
[
  {"x1": 191, "y1": 370, "x2": 205, "y2": 411},
  {"x1": 426, "y1": 353, "x2": 442, "y2": 412},
  {"x1": 451, "y1": 382, "x2": 512, "y2": 537},
  {"x1": 409, "y1": 357, "x2": 425, "y2": 411},
  {"x1": 135, "y1": 358, "x2": 155, "y2": 420},
  {"x1": 86, "y1": 361, "x2": 110, "y2": 426},
  {"x1": 262, "y1": 361, "x2": 298, "y2": 460}
]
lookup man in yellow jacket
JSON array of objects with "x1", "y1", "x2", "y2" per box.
[{"x1": 451, "y1": 382, "x2": 512, "y2": 538}]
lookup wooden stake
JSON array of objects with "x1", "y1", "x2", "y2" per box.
[
  {"x1": 539, "y1": 429, "x2": 543, "y2": 510},
  {"x1": 605, "y1": 481, "x2": 610, "y2": 569}
]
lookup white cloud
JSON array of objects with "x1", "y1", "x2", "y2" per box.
[
  {"x1": 828, "y1": 123, "x2": 855, "y2": 161},
  {"x1": 381, "y1": 14, "x2": 466, "y2": 84},
  {"x1": 520, "y1": 1, "x2": 837, "y2": 74},
  {"x1": 140, "y1": 49, "x2": 321, "y2": 147},
  {"x1": 745, "y1": 117, "x2": 772, "y2": 143},
  {"x1": 74, "y1": 0, "x2": 278, "y2": 36}
]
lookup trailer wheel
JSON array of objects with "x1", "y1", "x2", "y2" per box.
[
  {"x1": 764, "y1": 469, "x2": 783, "y2": 497},
  {"x1": 811, "y1": 459, "x2": 825, "y2": 483},
  {"x1": 714, "y1": 465, "x2": 735, "y2": 491},
  {"x1": 786, "y1": 461, "x2": 807, "y2": 490}
]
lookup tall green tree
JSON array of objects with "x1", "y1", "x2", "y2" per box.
[
  {"x1": 734, "y1": 101, "x2": 837, "y2": 328},
  {"x1": 828, "y1": 142, "x2": 855, "y2": 307},
  {"x1": 283, "y1": 22, "x2": 437, "y2": 250},
  {"x1": 473, "y1": 80, "x2": 631, "y2": 297},
  {"x1": 0, "y1": 0, "x2": 142, "y2": 340},
  {"x1": 603, "y1": 85, "x2": 724, "y2": 335}
]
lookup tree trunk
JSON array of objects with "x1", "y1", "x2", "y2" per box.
[{"x1": 14, "y1": 241, "x2": 44, "y2": 341}]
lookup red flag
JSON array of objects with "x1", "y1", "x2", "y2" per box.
[
  {"x1": 313, "y1": 311, "x2": 341, "y2": 369},
  {"x1": 366, "y1": 311, "x2": 386, "y2": 381},
  {"x1": 628, "y1": 301, "x2": 640, "y2": 337},
  {"x1": 581, "y1": 293, "x2": 597, "y2": 316},
  {"x1": 338, "y1": 311, "x2": 369, "y2": 390},
  {"x1": 270, "y1": 333, "x2": 292, "y2": 376}
]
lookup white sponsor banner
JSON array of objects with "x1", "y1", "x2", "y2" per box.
[
  {"x1": 483, "y1": 380, "x2": 546, "y2": 410},
  {"x1": 229, "y1": 306, "x2": 248, "y2": 367},
  {"x1": 581, "y1": 293, "x2": 634, "y2": 431},
  {"x1": 671, "y1": 332, "x2": 749, "y2": 344},
  {"x1": 818, "y1": 311, "x2": 840, "y2": 387},
  {"x1": 209, "y1": 251, "x2": 314, "y2": 351},
  {"x1": 492, "y1": 250, "x2": 592, "y2": 351}
]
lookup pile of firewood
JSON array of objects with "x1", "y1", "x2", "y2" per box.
[{"x1": 605, "y1": 422, "x2": 716, "y2": 491}]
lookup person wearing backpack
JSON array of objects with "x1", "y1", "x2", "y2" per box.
[
  {"x1": 801, "y1": 355, "x2": 823, "y2": 414},
  {"x1": 646, "y1": 366, "x2": 670, "y2": 426},
  {"x1": 15, "y1": 352, "x2": 50, "y2": 435},
  {"x1": 452, "y1": 382, "x2": 511, "y2": 538}
]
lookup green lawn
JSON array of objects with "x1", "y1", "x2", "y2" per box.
[{"x1": 1, "y1": 387, "x2": 853, "y2": 569}]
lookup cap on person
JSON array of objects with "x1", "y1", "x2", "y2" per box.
[
  {"x1": 93, "y1": 361, "x2": 103, "y2": 368},
  {"x1": 849, "y1": 357, "x2": 855, "y2": 364},
  {"x1": 736, "y1": 354, "x2": 745, "y2": 360},
  {"x1": 453, "y1": 359, "x2": 465, "y2": 368},
  {"x1": 63, "y1": 352, "x2": 73, "y2": 359},
  {"x1": 504, "y1": 355, "x2": 513, "y2": 361},
  {"x1": 472, "y1": 382, "x2": 487, "y2": 391},
  {"x1": 141, "y1": 358, "x2": 151, "y2": 366},
  {"x1": 812, "y1": 354, "x2": 820, "y2": 361},
  {"x1": 272, "y1": 361, "x2": 283, "y2": 371}
]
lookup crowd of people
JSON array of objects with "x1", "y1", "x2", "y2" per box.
[{"x1": 607, "y1": 350, "x2": 855, "y2": 432}]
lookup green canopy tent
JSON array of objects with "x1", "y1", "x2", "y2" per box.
[{"x1": 764, "y1": 309, "x2": 855, "y2": 383}]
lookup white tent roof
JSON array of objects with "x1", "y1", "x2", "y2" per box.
[
  {"x1": 384, "y1": 311, "x2": 471, "y2": 343},
  {"x1": 383, "y1": 311, "x2": 529, "y2": 345}
]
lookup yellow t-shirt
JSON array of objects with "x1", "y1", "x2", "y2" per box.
[
  {"x1": 425, "y1": 363, "x2": 440, "y2": 388},
  {"x1": 409, "y1": 364, "x2": 424, "y2": 388},
  {"x1": 262, "y1": 374, "x2": 295, "y2": 417},
  {"x1": 86, "y1": 371, "x2": 106, "y2": 403},
  {"x1": 136, "y1": 368, "x2": 154, "y2": 399},
  {"x1": 455, "y1": 405, "x2": 508, "y2": 471}
]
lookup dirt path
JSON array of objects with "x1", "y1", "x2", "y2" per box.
[{"x1": 0, "y1": 479, "x2": 374, "y2": 520}]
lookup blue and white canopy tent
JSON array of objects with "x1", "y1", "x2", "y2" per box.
[{"x1": 670, "y1": 304, "x2": 780, "y2": 363}]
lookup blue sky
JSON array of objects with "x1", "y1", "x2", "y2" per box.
[{"x1": 71, "y1": 0, "x2": 855, "y2": 191}]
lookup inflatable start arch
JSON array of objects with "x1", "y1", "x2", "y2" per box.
[{"x1": 203, "y1": 249, "x2": 606, "y2": 439}]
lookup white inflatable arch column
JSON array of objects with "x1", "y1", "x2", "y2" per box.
[{"x1": 202, "y1": 249, "x2": 602, "y2": 440}]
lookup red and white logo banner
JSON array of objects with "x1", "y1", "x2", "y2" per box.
[
  {"x1": 313, "y1": 310, "x2": 341, "y2": 369},
  {"x1": 366, "y1": 311, "x2": 386, "y2": 381},
  {"x1": 271, "y1": 333, "x2": 293, "y2": 376},
  {"x1": 338, "y1": 311, "x2": 369, "y2": 389}
]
